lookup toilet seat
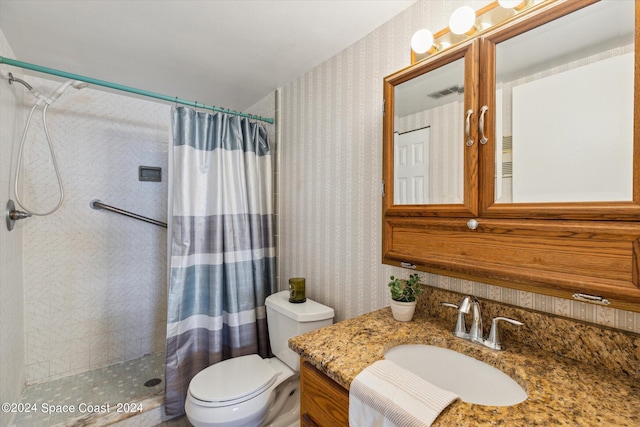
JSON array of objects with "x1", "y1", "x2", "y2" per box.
[{"x1": 189, "y1": 354, "x2": 277, "y2": 408}]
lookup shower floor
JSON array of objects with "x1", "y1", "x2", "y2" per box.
[{"x1": 11, "y1": 352, "x2": 165, "y2": 427}]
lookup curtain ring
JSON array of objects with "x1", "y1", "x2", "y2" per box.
[{"x1": 174, "y1": 97, "x2": 178, "y2": 108}]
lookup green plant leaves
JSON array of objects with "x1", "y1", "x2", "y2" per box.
[{"x1": 388, "y1": 274, "x2": 423, "y2": 302}]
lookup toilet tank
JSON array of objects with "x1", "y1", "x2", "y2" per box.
[{"x1": 265, "y1": 290, "x2": 334, "y2": 371}]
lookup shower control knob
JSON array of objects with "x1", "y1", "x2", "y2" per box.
[{"x1": 6, "y1": 200, "x2": 31, "y2": 232}]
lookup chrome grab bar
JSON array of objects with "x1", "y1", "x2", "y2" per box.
[{"x1": 90, "y1": 199, "x2": 167, "y2": 228}]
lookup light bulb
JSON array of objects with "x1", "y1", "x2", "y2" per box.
[
  {"x1": 449, "y1": 6, "x2": 476, "y2": 35},
  {"x1": 411, "y1": 29, "x2": 434, "y2": 54},
  {"x1": 498, "y1": 0, "x2": 526, "y2": 9}
]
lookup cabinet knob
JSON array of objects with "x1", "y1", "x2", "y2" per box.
[{"x1": 467, "y1": 219, "x2": 478, "y2": 230}]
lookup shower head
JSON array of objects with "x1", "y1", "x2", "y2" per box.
[
  {"x1": 72, "y1": 80, "x2": 89, "y2": 89},
  {"x1": 7, "y1": 72, "x2": 34, "y2": 90},
  {"x1": 6, "y1": 72, "x2": 51, "y2": 105},
  {"x1": 47, "y1": 79, "x2": 88, "y2": 103}
]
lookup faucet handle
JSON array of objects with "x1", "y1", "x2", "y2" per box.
[
  {"x1": 485, "y1": 317, "x2": 524, "y2": 351},
  {"x1": 457, "y1": 295, "x2": 472, "y2": 313},
  {"x1": 440, "y1": 302, "x2": 468, "y2": 338}
]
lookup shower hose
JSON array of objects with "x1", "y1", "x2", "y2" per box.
[{"x1": 13, "y1": 100, "x2": 65, "y2": 216}]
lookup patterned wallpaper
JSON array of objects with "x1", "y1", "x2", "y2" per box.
[{"x1": 278, "y1": 0, "x2": 640, "y2": 333}]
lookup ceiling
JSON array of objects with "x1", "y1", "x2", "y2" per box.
[{"x1": 0, "y1": 0, "x2": 416, "y2": 113}]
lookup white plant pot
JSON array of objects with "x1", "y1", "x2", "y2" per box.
[{"x1": 390, "y1": 299, "x2": 416, "y2": 321}]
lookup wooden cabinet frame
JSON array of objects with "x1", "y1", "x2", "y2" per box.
[
  {"x1": 478, "y1": 0, "x2": 640, "y2": 221},
  {"x1": 383, "y1": 39, "x2": 480, "y2": 218}
]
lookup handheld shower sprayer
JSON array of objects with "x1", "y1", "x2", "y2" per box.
[
  {"x1": 5, "y1": 74, "x2": 89, "y2": 226},
  {"x1": 5, "y1": 72, "x2": 87, "y2": 105},
  {"x1": 47, "y1": 79, "x2": 88, "y2": 103}
]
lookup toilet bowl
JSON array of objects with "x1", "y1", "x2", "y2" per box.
[
  {"x1": 185, "y1": 355, "x2": 295, "y2": 427},
  {"x1": 185, "y1": 291, "x2": 334, "y2": 427}
]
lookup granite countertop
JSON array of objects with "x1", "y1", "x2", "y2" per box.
[{"x1": 289, "y1": 307, "x2": 640, "y2": 426}]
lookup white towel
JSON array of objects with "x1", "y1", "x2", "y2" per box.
[{"x1": 349, "y1": 359, "x2": 459, "y2": 427}]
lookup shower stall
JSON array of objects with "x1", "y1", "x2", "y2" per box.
[
  {"x1": 0, "y1": 45, "x2": 277, "y2": 425},
  {"x1": 1, "y1": 73, "x2": 171, "y2": 426}
]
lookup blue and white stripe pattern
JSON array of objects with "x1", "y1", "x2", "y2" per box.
[{"x1": 164, "y1": 107, "x2": 275, "y2": 416}]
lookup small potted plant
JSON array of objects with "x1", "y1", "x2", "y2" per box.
[{"x1": 388, "y1": 273, "x2": 423, "y2": 321}]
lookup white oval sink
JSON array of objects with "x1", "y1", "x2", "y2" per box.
[{"x1": 384, "y1": 344, "x2": 527, "y2": 406}]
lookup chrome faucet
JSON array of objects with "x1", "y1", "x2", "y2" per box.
[
  {"x1": 467, "y1": 297, "x2": 483, "y2": 343},
  {"x1": 441, "y1": 296, "x2": 523, "y2": 351}
]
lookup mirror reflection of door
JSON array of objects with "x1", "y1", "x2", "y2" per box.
[
  {"x1": 392, "y1": 55, "x2": 466, "y2": 207},
  {"x1": 394, "y1": 127, "x2": 430, "y2": 204},
  {"x1": 493, "y1": 0, "x2": 634, "y2": 204}
]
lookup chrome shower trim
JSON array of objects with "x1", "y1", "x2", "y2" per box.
[
  {"x1": 7, "y1": 72, "x2": 33, "y2": 90},
  {"x1": 6, "y1": 199, "x2": 32, "y2": 231}
]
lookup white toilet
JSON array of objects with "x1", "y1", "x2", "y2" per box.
[{"x1": 185, "y1": 290, "x2": 334, "y2": 427}]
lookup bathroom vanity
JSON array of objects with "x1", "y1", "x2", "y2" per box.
[{"x1": 290, "y1": 286, "x2": 640, "y2": 426}]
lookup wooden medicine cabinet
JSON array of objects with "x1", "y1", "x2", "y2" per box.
[{"x1": 382, "y1": 0, "x2": 640, "y2": 312}]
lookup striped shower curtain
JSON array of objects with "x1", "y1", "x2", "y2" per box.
[{"x1": 164, "y1": 107, "x2": 276, "y2": 416}]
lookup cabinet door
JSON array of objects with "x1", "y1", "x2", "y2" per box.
[
  {"x1": 384, "y1": 215, "x2": 640, "y2": 309},
  {"x1": 479, "y1": 0, "x2": 640, "y2": 220},
  {"x1": 300, "y1": 360, "x2": 349, "y2": 427},
  {"x1": 383, "y1": 40, "x2": 480, "y2": 218}
]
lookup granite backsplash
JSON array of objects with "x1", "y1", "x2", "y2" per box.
[{"x1": 418, "y1": 284, "x2": 640, "y2": 380}]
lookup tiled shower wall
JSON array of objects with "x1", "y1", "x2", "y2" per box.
[
  {"x1": 20, "y1": 77, "x2": 170, "y2": 384},
  {"x1": 278, "y1": 0, "x2": 640, "y2": 333},
  {"x1": 0, "y1": 29, "x2": 26, "y2": 427}
]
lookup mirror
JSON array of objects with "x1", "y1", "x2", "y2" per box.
[
  {"x1": 493, "y1": 0, "x2": 635, "y2": 204},
  {"x1": 393, "y1": 57, "x2": 465, "y2": 205}
]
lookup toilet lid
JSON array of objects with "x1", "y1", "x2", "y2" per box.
[{"x1": 189, "y1": 354, "x2": 277, "y2": 403}]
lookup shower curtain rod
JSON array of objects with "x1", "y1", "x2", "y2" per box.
[{"x1": 0, "y1": 56, "x2": 274, "y2": 124}]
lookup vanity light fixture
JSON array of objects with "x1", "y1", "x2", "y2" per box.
[
  {"x1": 449, "y1": 6, "x2": 477, "y2": 36},
  {"x1": 410, "y1": 0, "x2": 545, "y2": 62},
  {"x1": 498, "y1": 0, "x2": 529, "y2": 11},
  {"x1": 410, "y1": 29, "x2": 438, "y2": 55}
]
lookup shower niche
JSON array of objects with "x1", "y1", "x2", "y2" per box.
[{"x1": 139, "y1": 166, "x2": 162, "y2": 182}]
